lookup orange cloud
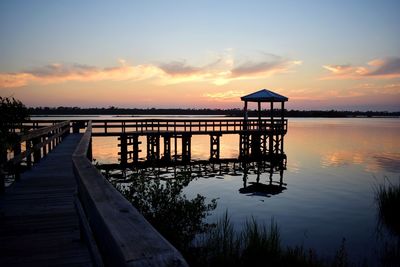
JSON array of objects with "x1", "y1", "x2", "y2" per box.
[
  {"x1": 203, "y1": 90, "x2": 245, "y2": 101},
  {"x1": 231, "y1": 59, "x2": 301, "y2": 78},
  {"x1": 321, "y1": 57, "x2": 400, "y2": 80},
  {"x1": 0, "y1": 53, "x2": 301, "y2": 88},
  {"x1": 0, "y1": 61, "x2": 163, "y2": 88},
  {"x1": 0, "y1": 73, "x2": 35, "y2": 88}
]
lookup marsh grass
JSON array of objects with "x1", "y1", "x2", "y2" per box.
[
  {"x1": 374, "y1": 177, "x2": 400, "y2": 266},
  {"x1": 375, "y1": 177, "x2": 400, "y2": 236},
  {"x1": 189, "y1": 212, "x2": 351, "y2": 267}
]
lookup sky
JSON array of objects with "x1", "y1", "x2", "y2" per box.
[{"x1": 0, "y1": 0, "x2": 399, "y2": 111}]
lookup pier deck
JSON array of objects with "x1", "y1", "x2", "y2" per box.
[{"x1": 0, "y1": 134, "x2": 93, "y2": 266}]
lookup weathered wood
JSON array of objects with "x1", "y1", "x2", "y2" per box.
[
  {"x1": 24, "y1": 119, "x2": 288, "y2": 136},
  {"x1": 73, "y1": 121, "x2": 188, "y2": 267},
  {"x1": 9, "y1": 126, "x2": 70, "y2": 166},
  {"x1": 181, "y1": 134, "x2": 191, "y2": 163},
  {"x1": 209, "y1": 134, "x2": 221, "y2": 161},
  {"x1": 74, "y1": 197, "x2": 104, "y2": 267},
  {"x1": 118, "y1": 134, "x2": 128, "y2": 165},
  {"x1": 0, "y1": 134, "x2": 94, "y2": 266},
  {"x1": 19, "y1": 121, "x2": 70, "y2": 142}
]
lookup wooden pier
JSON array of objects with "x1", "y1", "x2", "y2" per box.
[
  {"x1": 94, "y1": 117, "x2": 287, "y2": 165},
  {"x1": 1, "y1": 122, "x2": 188, "y2": 267},
  {"x1": 0, "y1": 134, "x2": 95, "y2": 266},
  {"x1": 0, "y1": 89, "x2": 288, "y2": 266}
]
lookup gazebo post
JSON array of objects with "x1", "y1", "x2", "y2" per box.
[
  {"x1": 270, "y1": 101, "x2": 274, "y2": 126},
  {"x1": 258, "y1": 101, "x2": 261, "y2": 130},
  {"x1": 281, "y1": 102, "x2": 285, "y2": 121},
  {"x1": 244, "y1": 101, "x2": 248, "y2": 130}
]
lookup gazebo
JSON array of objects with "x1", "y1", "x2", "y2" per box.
[{"x1": 241, "y1": 89, "x2": 288, "y2": 129}]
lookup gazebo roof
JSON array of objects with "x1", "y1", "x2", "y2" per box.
[{"x1": 241, "y1": 89, "x2": 288, "y2": 102}]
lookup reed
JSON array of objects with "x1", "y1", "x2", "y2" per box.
[
  {"x1": 375, "y1": 177, "x2": 400, "y2": 236},
  {"x1": 190, "y1": 212, "x2": 343, "y2": 267}
]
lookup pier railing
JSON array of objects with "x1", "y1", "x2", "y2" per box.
[
  {"x1": 89, "y1": 118, "x2": 287, "y2": 136},
  {"x1": 1, "y1": 121, "x2": 70, "y2": 192},
  {"x1": 22, "y1": 118, "x2": 287, "y2": 135},
  {"x1": 72, "y1": 121, "x2": 188, "y2": 267}
]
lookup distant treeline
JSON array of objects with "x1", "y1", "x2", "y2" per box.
[{"x1": 28, "y1": 106, "x2": 400, "y2": 118}]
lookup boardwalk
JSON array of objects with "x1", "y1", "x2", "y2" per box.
[{"x1": 0, "y1": 134, "x2": 93, "y2": 266}]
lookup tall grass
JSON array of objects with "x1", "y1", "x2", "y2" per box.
[
  {"x1": 189, "y1": 212, "x2": 349, "y2": 267},
  {"x1": 374, "y1": 177, "x2": 400, "y2": 266},
  {"x1": 375, "y1": 177, "x2": 400, "y2": 236}
]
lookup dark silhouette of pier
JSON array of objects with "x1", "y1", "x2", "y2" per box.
[
  {"x1": 0, "y1": 89, "x2": 288, "y2": 266},
  {"x1": 0, "y1": 133, "x2": 95, "y2": 266},
  {"x1": 1, "y1": 121, "x2": 188, "y2": 266}
]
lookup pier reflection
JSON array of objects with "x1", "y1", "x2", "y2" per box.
[
  {"x1": 240, "y1": 159, "x2": 287, "y2": 197},
  {"x1": 99, "y1": 154, "x2": 287, "y2": 198}
]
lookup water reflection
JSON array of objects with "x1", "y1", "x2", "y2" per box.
[
  {"x1": 93, "y1": 118, "x2": 400, "y2": 264},
  {"x1": 287, "y1": 119, "x2": 400, "y2": 175},
  {"x1": 99, "y1": 155, "x2": 288, "y2": 199},
  {"x1": 239, "y1": 159, "x2": 287, "y2": 197},
  {"x1": 373, "y1": 153, "x2": 400, "y2": 173}
]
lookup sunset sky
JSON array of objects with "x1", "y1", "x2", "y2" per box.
[{"x1": 1, "y1": 0, "x2": 399, "y2": 111}]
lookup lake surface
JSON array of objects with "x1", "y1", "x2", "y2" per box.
[{"x1": 34, "y1": 116, "x2": 400, "y2": 264}]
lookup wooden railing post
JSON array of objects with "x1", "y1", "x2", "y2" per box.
[
  {"x1": 42, "y1": 136, "x2": 47, "y2": 157},
  {"x1": 48, "y1": 131, "x2": 53, "y2": 152},
  {"x1": 87, "y1": 136, "x2": 93, "y2": 161},
  {"x1": 32, "y1": 137, "x2": 41, "y2": 163},
  {"x1": 0, "y1": 149, "x2": 7, "y2": 193},
  {"x1": 13, "y1": 142, "x2": 21, "y2": 181},
  {"x1": 26, "y1": 140, "x2": 32, "y2": 169},
  {"x1": 72, "y1": 122, "x2": 80, "y2": 133}
]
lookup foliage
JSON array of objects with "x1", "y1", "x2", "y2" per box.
[
  {"x1": 113, "y1": 171, "x2": 217, "y2": 251},
  {"x1": 0, "y1": 96, "x2": 29, "y2": 167}
]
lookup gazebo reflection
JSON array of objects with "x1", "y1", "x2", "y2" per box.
[{"x1": 239, "y1": 157, "x2": 287, "y2": 197}]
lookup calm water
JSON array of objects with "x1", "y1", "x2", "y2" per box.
[{"x1": 34, "y1": 116, "x2": 400, "y2": 264}]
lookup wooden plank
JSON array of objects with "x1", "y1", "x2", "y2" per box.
[
  {"x1": 73, "y1": 121, "x2": 188, "y2": 267},
  {"x1": 0, "y1": 134, "x2": 94, "y2": 267},
  {"x1": 19, "y1": 121, "x2": 69, "y2": 142}
]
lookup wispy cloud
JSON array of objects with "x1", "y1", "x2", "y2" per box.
[
  {"x1": 203, "y1": 90, "x2": 245, "y2": 101},
  {"x1": 321, "y1": 57, "x2": 400, "y2": 80},
  {"x1": 157, "y1": 53, "x2": 301, "y2": 85},
  {"x1": 0, "y1": 60, "x2": 163, "y2": 88},
  {"x1": 286, "y1": 82, "x2": 400, "y2": 102},
  {"x1": 231, "y1": 57, "x2": 301, "y2": 78},
  {"x1": 0, "y1": 52, "x2": 301, "y2": 88},
  {"x1": 158, "y1": 61, "x2": 201, "y2": 76}
]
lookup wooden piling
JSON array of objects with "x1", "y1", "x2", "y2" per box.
[
  {"x1": 210, "y1": 134, "x2": 221, "y2": 161},
  {"x1": 182, "y1": 134, "x2": 191, "y2": 163},
  {"x1": 251, "y1": 133, "x2": 261, "y2": 158},
  {"x1": 239, "y1": 133, "x2": 250, "y2": 160},
  {"x1": 146, "y1": 134, "x2": 160, "y2": 161},
  {"x1": 118, "y1": 134, "x2": 128, "y2": 166},
  {"x1": 163, "y1": 134, "x2": 171, "y2": 161}
]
